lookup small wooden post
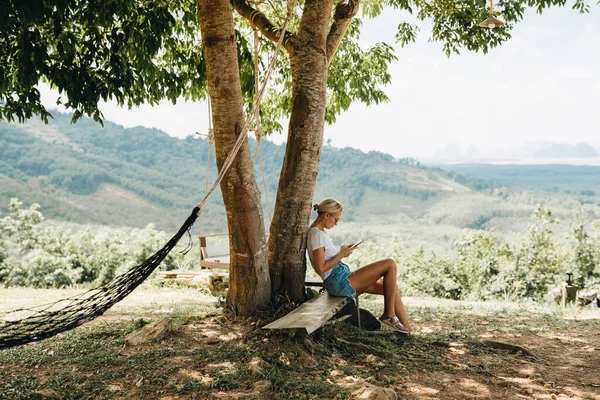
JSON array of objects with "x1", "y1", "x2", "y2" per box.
[
  {"x1": 354, "y1": 294, "x2": 361, "y2": 329},
  {"x1": 561, "y1": 272, "x2": 578, "y2": 307},
  {"x1": 199, "y1": 236, "x2": 206, "y2": 269}
]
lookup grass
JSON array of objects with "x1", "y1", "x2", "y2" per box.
[
  {"x1": 0, "y1": 285, "x2": 216, "y2": 321},
  {"x1": 1, "y1": 285, "x2": 599, "y2": 399}
]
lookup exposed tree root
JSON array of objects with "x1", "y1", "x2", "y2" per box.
[{"x1": 430, "y1": 339, "x2": 537, "y2": 359}]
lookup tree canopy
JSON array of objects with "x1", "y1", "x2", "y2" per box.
[
  {"x1": 1, "y1": 0, "x2": 395, "y2": 130},
  {"x1": 1, "y1": 0, "x2": 206, "y2": 123},
  {"x1": 2, "y1": 0, "x2": 594, "y2": 128}
]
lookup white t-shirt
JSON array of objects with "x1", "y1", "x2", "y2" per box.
[{"x1": 307, "y1": 227, "x2": 338, "y2": 280}]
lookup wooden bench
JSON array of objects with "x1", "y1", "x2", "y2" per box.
[
  {"x1": 198, "y1": 234, "x2": 230, "y2": 270},
  {"x1": 158, "y1": 271, "x2": 203, "y2": 279}
]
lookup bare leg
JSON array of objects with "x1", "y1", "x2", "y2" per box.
[
  {"x1": 393, "y1": 291, "x2": 412, "y2": 330},
  {"x1": 347, "y1": 259, "x2": 397, "y2": 320},
  {"x1": 362, "y1": 279, "x2": 412, "y2": 331}
]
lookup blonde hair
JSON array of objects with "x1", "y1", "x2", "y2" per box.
[{"x1": 312, "y1": 198, "x2": 343, "y2": 214}]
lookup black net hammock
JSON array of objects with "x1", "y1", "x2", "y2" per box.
[
  {"x1": 0, "y1": 2, "x2": 295, "y2": 350},
  {"x1": 0, "y1": 207, "x2": 200, "y2": 350}
]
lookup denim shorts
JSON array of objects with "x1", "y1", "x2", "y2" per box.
[{"x1": 323, "y1": 261, "x2": 356, "y2": 297}]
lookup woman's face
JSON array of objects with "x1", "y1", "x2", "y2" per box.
[{"x1": 325, "y1": 211, "x2": 342, "y2": 230}]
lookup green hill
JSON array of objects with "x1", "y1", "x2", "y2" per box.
[
  {"x1": 439, "y1": 163, "x2": 600, "y2": 198},
  {"x1": 0, "y1": 113, "x2": 473, "y2": 233},
  {"x1": 3, "y1": 113, "x2": 600, "y2": 257}
]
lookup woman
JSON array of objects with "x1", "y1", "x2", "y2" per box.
[{"x1": 307, "y1": 198, "x2": 412, "y2": 333}]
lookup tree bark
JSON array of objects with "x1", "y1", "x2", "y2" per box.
[
  {"x1": 326, "y1": 0, "x2": 360, "y2": 62},
  {"x1": 268, "y1": 0, "x2": 336, "y2": 302},
  {"x1": 230, "y1": 0, "x2": 360, "y2": 304},
  {"x1": 196, "y1": 0, "x2": 270, "y2": 315},
  {"x1": 232, "y1": 0, "x2": 294, "y2": 50}
]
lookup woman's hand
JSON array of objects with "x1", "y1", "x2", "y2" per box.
[{"x1": 339, "y1": 245, "x2": 353, "y2": 258}]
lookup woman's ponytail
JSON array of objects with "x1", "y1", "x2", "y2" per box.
[{"x1": 313, "y1": 198, "x2": 343, "y2": 214}]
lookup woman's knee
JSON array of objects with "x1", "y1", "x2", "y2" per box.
[{"x1": 384, "y1": 258, "x2": 397, "y2": 272}]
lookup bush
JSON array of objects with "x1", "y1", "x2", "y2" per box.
[
  {"x1": 0, "y1": 199, "x2": 186, "y2": 288},
  {"x1": 570, "y1": 214, "x2": 600, "y2": 287},
  {"x1": 453, "y1": 229, "x2": 509, "y2": 300},
  {"x1": 401, "y1": 248, "x2": 464, "y2": 300},
  {"x1": 2, "y1": 198, "x2": 599, "y2": 301},
  {"x1": 484, "y1": 206, "x2": 562, "y2": 300},
  {"x1": 347, "y1": 205, "x2": 597, "y2": 301}
]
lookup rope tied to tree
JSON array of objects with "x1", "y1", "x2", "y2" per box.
[
  {"x1": 193, "y1": 0, "x2": 293, "y2": 217},
  {"x1": 254, "y1": 129, "x2": 264, "y2": 144},
  {"x1": 207, "y1": 128, "x2": 215, "y2": 148},
  {"x1": 207, "y1": 95, "x2": 215, "y2": 148}
]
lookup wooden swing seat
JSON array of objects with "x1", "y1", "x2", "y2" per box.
[{"x1": 198, "y1": 233, "x2": 230, "y2": 270}]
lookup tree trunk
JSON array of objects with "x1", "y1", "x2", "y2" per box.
[
  {"x1": 268, "y1": 0, "x2": 335, "y2": 302},
  {"x1": 196, "y1": 0, "x2": 270, "y2": 315}
]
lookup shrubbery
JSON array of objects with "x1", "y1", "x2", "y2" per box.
[
  {"x1": 0, "y1": 199, "x2": 187, "y2": 288},
  {"x1": 350, "y1": 205, "x2": 600, "y2": 301},
  {"x1": 2, "y1": 198, "x2": 599, "y2": 301}
]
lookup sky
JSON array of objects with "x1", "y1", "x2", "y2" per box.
[{"x1": 40, "y1": 3, "x2": 600, "y2": 161}]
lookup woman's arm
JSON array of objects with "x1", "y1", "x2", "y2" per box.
[{"x1": 312, "y1": 246, "x2": 352, "y2": 277}]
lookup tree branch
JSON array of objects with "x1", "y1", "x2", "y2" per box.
[
  {"x1": 232, "y1": 0, "x2": 295, "y2": 51},
  {"x1": 326, "y1": 0, "x2": 360, "y2": 63}
]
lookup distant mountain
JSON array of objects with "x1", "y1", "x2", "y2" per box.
[
  {"x1": 434, "y1": 142, "x2": 464, "y2": 160},
  {"x1": 464, "y1": 145, "x2": 481, "y2": 159},
  {"x1": 0, "y1": 113, "x2": 475, "y2": 232},
  {"x1": 433, "y1": 141, "x2": 599, "y2": 162},
  {"x1": 531, "y1": 142, "x2": 599, "y2": 158},
  {"x1": 571, "y1": 143, "x2": 599, "y2": 157}
]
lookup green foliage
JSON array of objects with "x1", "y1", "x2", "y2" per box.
[
  {"x1": 1, "y1": 0, "x2": 587, "y2": 143},
  {"x1": 350, "y1": 205, "x2": 599, "y2": 301},
  {"x1": 1, "y1": 114, "x2": 463, "y2": 231},
  {"x1": 248, "y1": 14, "x2": 398, "y2": 132},
  {"x1": 0, "y1": 0, "x2": 397, "y2": 135},
  {"x1": 396, "y1": 22, "x2": 420, "y2": 47},
  {"x1": 453, "y1": 229, "x2": 511, "y2": 299},
  {"x1": 402, "y1": 248, "x2": 464, "y2": 299},
  {"x1": 500, "y1": 206, "x2": 564, "y2": 299},
  {"x1": 0, "y1": 0, "x2": 263, "y2": 124},
  {"x1": 441, "y1": 164, "x2": 600, "y2": 197},
  {"x1": 383, "y1": 0, "x2": 591, "y2": 57},
  {"x1": 357, "y1": 171, "x2": 438, "y2": 200},
  {"x1": 570, "y1": 213, "x2": 600, "y2": 286},
  {"x1": 325, "y1": 18, "x2": 397, "y2": 124},
  {"x1": 1, "y1": 192, "x2": 599, "y2": 300},
  {"x1": 0, "y1": 198, "x2": 187, "y2": 288},
  {"x1": 0, "y1": 113, "x2": 228, "y2": 230}
]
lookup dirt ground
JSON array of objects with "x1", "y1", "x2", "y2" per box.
[
  {"x1": 402, "y1": 322, "x2": 600, "y2": 399},
  {"x1": 1, "y1": 289, "x2": 599, "y2": 399},
  {"x1": 182, "y1": 311, "x2": 600, "y2": 400}
]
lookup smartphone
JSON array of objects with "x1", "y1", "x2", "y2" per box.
[{"x1": 350, "y1": 240, "x2": 362, "y2": 249}]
